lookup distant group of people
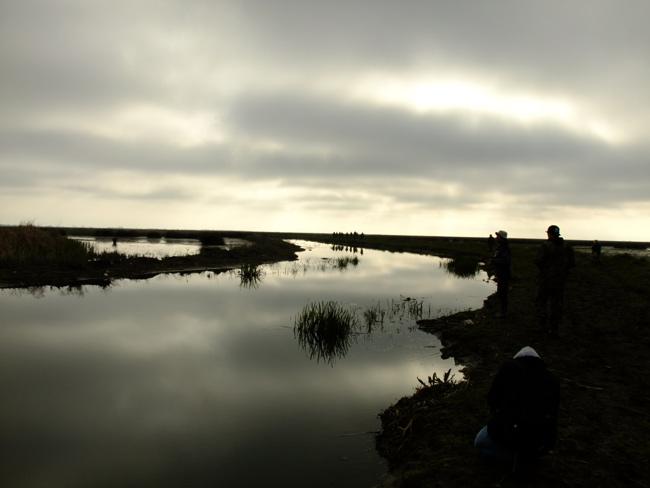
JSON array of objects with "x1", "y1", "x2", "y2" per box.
[{"x1": 475, "y1": 225, "x2": 577, "y2": 475}]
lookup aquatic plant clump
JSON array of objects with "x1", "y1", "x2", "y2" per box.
[
  {"x1": 237, "y1": 263, "x2": 264, "y2": 288},
  {"x1": 335, "y1": 256, "x2": 359, "y2": 269},
  {"x1": 443, "y1": 256, "x2": 481, "y2": 278},
  {"x1": 363, "y1": 302, "x2": 386, "y2": 332},
  {"x1": 294, "y1": 301, "x2": 358, "y2": 363},
  {"x1": 416, "y1": 368, "x2": 458, "y2": 396}
]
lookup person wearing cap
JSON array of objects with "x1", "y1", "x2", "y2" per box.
[
  {"x1": 535, "y1": 225, "x2": 575, "y2": 337},
  {"x1": 474, "y1": 346, "x2": 560, "y2": 471},
  {"x1": 491, "y1": 230, "x2": 511, "y2": 318}
]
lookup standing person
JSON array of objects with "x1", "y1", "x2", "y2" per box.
[
  {"x1": 492, "y1": 230, "x2": 512, "y2": 318},
  {"x1": 474, "y1": 346, "x2": 560, "y2": 473},
  {"x1": 535, "y1": 225, "x2": 575, "y2": 337},
  {"x1": 591, "y1": 240, "x2": 602, "y2": 261},
  {"x1": 488, "y1": 233, "x2": 495, "y2": 252}
]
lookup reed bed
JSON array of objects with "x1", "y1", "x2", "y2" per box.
[{"x1": 0, "y1": 225, "x2": 95, "y2": 267}]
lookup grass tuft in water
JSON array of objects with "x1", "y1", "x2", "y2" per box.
[
  {"x1": 334, "y1": 256, "x2": 360, "y2": 269},
  {"x1": 443, "y1": 256, "x2": 481, "y2": 278},
  {"x1": 363, "y1": 302, "x2": 386, "y2": 332},
  {"x1": 238, "y1": 264, "x2": 264, "y2": 288},
  {"x1": 294, "y1": 301, "x2": 358, "y2": 363}
]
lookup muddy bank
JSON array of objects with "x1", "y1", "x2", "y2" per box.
[
  {"x1": 0, "y1": 234, "x2": 301, "y2": 289},
  {"x1": 372, "y1": 243, "x2": 650, "y2": 487}
]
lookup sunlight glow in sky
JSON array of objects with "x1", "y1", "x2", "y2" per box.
[{"x1": 352, "y1": 76, "x2": 623, "y2": 144}]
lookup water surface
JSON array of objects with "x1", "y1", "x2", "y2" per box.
[
  {"x1": 0, "y1": 241, "x2": 492, "y2": 487},
  {"x1": 70, "y1": 236, "x2": 250, "y2": 258}
]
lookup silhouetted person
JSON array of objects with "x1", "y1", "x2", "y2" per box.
[
  {"x1": 112, "y1": 237, "x2": 117, "y2": 246},
  {"x1": 492, "y1": 230, "x2": 511, "y2": 318},
  {"x1": 488, "y1": 233, "x2": 495, "y2": 251},
  {"x1": 475, "y1": 346, "x2": 559, "y2": 474},
  {"x1": 535, "y1": 225, "x2": 575, "y2": 337},
  {"x1": 591, "y1": 240, "x2": 602, "y2": 261}
]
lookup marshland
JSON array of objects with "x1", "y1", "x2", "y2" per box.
[{"x1": 1, "y1": 225, "x2": 649, "y2": 487}]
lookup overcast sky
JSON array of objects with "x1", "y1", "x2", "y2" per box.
[{"x1": 2, "y1": 0, "x2": 649, "y2": 240}]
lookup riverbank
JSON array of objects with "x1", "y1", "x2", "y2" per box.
[
  {"x1": 0, "y1": 231, "x2": 301, "y2": 288},
  {"x1": 368, "y1": 241, "x2": 650, "y2": 487}
]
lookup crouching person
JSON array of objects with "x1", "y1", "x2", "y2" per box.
[{"x1": 474, "y1": 346, "x2": 560, "y2": 474}]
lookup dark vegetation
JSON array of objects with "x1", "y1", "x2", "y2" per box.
[
  {"x1": 0, "y1": 224, "x2": 96, "y2": 267},
  {"x1": 293, "y1": 296, "x2": 429, "y2": 363},
  {"x1": 237, "y1": 263, "x2": 264, "y2": 288},
  {"x1": 442, "y1": 255, "x2": 482, "y2": 278},
  {"x1": 0, "y1": 225, "x2": 301, "y2": 288},
  {"x1": 294, "y1": 301, "x2": 358, "y2": 364}
]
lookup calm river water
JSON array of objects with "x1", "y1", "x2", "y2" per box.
[{"x1": 0, "y1": 241, "x2": 492, "y2": 487}]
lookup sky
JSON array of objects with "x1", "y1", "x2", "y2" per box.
[{"x1": 1, "y1": 0, "x2": 649, "y2": 241}]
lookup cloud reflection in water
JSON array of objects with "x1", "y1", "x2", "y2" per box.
[{"x1": 0, "y1": 241, "x2": 493, "y2": 487}]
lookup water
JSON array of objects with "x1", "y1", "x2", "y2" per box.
[
  {"x1": 0, "y1": 240, "x2": 493, "y2": 487},
  {"x1": 70, "y1": 236, "x2": 251, "y2": 258}
]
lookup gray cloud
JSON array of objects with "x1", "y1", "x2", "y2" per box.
[
  {"x1": 2, "y1": 84, "x2": 649, "y2": 211},
  {"x1": 227, "y1": 91, "x2": 610, "y2": 166},
  {"x1": 1, "y1": 0, "x2": 649, "y2": 236}
]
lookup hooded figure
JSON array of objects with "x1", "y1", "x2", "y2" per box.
[{"x1": 475, "y1": 346, "x2": 560, "y2": 468}]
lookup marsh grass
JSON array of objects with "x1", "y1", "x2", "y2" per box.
[
  {"x1": 333, "y1": 256, "x2": 360, "y2": 269},
  {"x1": 363, "y1": 302, "x2": 386, "y2": 332},
  {"x1": 442, "y1": 256, "x2": 481, "y2": 278},
  {"x1": 237, "y1": 263, "x2": 263, "y2": 288},
  {"x1": 404, "y1": 297, "x2": 424, "y2": 318},
  {"x1": 0, "y1": 224, "x2": 95, "y2": 267},
  {"x1": 416, "y1": 368, "x2": 456, "y2": 393},
  {"x1": 317, "y1": 256, "x2": 361, "y2": 271},
  {"x1": 382, "y1": 297, "x2": 427, "y2": 322},
  {"x1": 294, "y1": 301, "x2": 358, "y2": 363}
]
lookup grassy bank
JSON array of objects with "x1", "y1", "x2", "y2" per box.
[
  {"x1": 369, "y1": 241, "x2": 650, "y2": 487},
  {"x1": 0, "y1": 224, "x2": 96, "y2": 267}
]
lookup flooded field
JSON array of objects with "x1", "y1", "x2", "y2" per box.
[
  {"x1": 0, "y1": 241, "x2": 493, "y2": 487},
  {"x1": 70, "y1": 236, "x2": 251, "y2": 258}
]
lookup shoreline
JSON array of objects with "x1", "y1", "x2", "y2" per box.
[
  {"x1": 0, "y1": 234, "x2": 302, "y2": 289},
  {"x1": 372, "y1": 241, "x2": 650, "y2": 487}
]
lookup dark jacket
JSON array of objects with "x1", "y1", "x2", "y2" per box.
[
  {"x1": 487, "y1": 356, "x2": 560, "y2": 457},
  {"x1": 535, "y1": 238, "x2": 575, "y2": 287},
  {"x1": 492, "y1": 239, "x2": 512, "y2": 281}
]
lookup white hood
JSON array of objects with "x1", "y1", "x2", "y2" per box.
[{"x1": 513, "y1": 346, "x2": 540, "y2": 359}]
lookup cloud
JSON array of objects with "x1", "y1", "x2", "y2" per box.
[
  {"x1": 1, "y1": 0, "x2": 649, "y2": 238},
  {"x1": 2, "y1": 84, "x2": 649, "y2": 214}
]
